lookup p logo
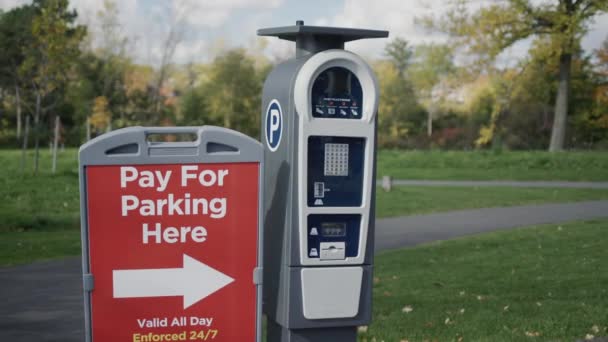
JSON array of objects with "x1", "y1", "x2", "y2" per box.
[{"x1": 265, "y1": 99, "x2": 282, "y2": 152}]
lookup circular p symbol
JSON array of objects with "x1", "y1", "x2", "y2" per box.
[{"x1": 265, "y1": 99, "x2": 282, "y2": 152}]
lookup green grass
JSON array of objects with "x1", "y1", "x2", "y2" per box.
[
  {"x1": 376, "y1": 186, "x2": 608, "y2": 217},
  {"x1": 363, "y1": 219, "x2": 608, "y2": 342},
  {"x1": 0, "y1": 148, "x2": 80, "y2": 234},
  {"x1": 1, "y1": 149, "x2": 608, "y2": 266},
  {"x1": 378, "y1": 150, "x2": 608, "y2": 181},
  {"x1": 0, "y1": 230, "x2": 81, "y2": 266},
  {"x1": 0, "y1": 149, "x2": 80, "y2": 266}
]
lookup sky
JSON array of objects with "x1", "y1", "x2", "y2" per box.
[{"x1": 0, "y1": 0, "x2": 607, "y2": 67}]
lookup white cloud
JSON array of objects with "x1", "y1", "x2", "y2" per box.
[
  {"x1": 0, "y1": 0, "x2": 28, "y2": 9},
  {"x1": 315, "y1": 0, "x2": 445, "y2": 60},
  {"x1": 174, "y1": 0, "x2": 282, "y2": 29}
]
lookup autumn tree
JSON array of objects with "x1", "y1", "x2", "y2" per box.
[{"x1": 424, "y1": 0, "x2": 608, "y2": 151}]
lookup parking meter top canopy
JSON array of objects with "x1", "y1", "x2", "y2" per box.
[{"x1": 258, "y1": 21, "x2": 388, "y2": 57}]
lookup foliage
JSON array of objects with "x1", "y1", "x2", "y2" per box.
[
  {"x1": 20, "y1": 0, "x2": 85, "y2": 98},
  {"x1": 202, "y1": 49, "x2": 264, "y2": 138},
  {"x1": 89, "y1": 96, "x2": 111, "y2": 130},
  {"x1": 423, "y1": 0, "x2": 608, "y2": 151},
  {"x1": 0, "y1": 1, "x2": 606, "y2": 151},
  {"x1": 384, "y1": 37, "x2": 413, "y2": 77}
]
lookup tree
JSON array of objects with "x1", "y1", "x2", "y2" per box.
[
  {"x1": 94, "y1": 0, "x2": 130, "y2": 130},
  {"x1": 409, "y1": 44, "x2": 455, "y2": 136},
  {"x1": 379, "y1": 39, "x2": 428, "y2": 147},
  {"x1": 384, "y1": 38, "x2": 413, "y2": 78},
  {"x1": 202, "y1": 49, "x2": 263, "y2": 137},
  {"x1": 424, "y1": 0, "x2": 608, "y2": 151},
  {"x1": 179, "y1": 88, "x2": 211, "y2": 126},
  {"x1": 0, "y1": 4, "x2": 36, "y2": 139},
  {"x1": 20, "y1": 0, "x2": 85, "y2": 173}
]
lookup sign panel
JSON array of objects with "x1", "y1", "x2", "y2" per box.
[{"x1": 79, "y1": 127, "x2": 262, "y2": 342}]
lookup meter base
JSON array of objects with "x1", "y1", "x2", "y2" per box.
[{"x1": 267, "y1": 320, "x2": 356, "y2": 342}]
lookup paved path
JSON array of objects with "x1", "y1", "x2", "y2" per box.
[
  {"x1": 381, "y1": 179, "x2": 608, "y2": 189},
  {"x1": 375, "y1": 200, "x2": 608, "y2": 250},
  {"x1": 2, "y1": 200, "x2": 608, "y2": 341},
  {"x1": 0, "y1": 258, "x2": 83, "y2": 341}
]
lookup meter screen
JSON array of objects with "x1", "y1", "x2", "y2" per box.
[
  {"x1": 321, "y1": 222, "x2": 347, "y2": 237},
  {"x1": 311, "y1": 67, "x2": 363, "y2": 119},
  {"x1": 324, "y1": 143, "x2": 349, "y2": 176}
]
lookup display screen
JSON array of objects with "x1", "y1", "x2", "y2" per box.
[
  {"x1": 321, "y1": 222, "x2": 347, "y2": 237},
  {"x1": 311, "y1": 67, "x2": 363, "y2": 119}
]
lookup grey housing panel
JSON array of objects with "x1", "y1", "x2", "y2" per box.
[{"x1": 78, "y1": 126, "x2": 264, "y2": 342}]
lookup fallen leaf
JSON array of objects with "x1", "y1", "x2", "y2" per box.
[
  {"x1": 402, "y1": 305, "x2": 413, "y2": 313},
  {"x1": 591, "y1": 325, "x2": 600, "y2": 334},
  {"x1": 373, "y1": 277, "x2": 380, "y2": 284},
  {"x1": 477, "y1": 295, "x2": 485, "y2": 301},
  {"x1": 383, "y1": 291, "x2": 392, "y2": 297},
  {"x1": 525, "y1": 331, "x2": 541, "y2": 337},
  {"x1": 459, "y1": 291, "x2": 466, "y2": 296},
  {"x1": 585, "y1": 334, "x2": 595, "y2": 340},
  {"x1": 503, "y1": 305, "x2": 510, "y2": 311},
  {"x1": 459, "y1": 308, "x2": 465, "y2": 314},
  {"x1": 444, "y1": 317, "x2": 451, "y2": 325},
  {"x1": 536, "y1": 302, "x2": 542, "y2": 307},
  {"x1": 358, "y1": 326, "x2": 368, "y2": 333}
]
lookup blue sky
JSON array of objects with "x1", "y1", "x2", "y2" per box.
[{"x1": 1, "y1": 0, "x2": 607, "y2": 66}]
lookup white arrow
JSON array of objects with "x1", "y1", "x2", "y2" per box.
[{"x1": 113, "y1": 254, "x2": 235, "y2": 309}]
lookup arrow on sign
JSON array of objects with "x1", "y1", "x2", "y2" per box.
[{"x1": 113, "y1": 254, "x2": 235, "y2": 309}]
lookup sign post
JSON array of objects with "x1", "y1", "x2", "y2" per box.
[{"x1": 79, "y1": 126, "x2": 263, "y2": 341}]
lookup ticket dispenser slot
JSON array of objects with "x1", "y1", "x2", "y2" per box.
[{"x1": 259, "y1": 21, "x2": 388, "y2": 342}]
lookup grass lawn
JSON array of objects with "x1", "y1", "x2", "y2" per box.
[
  {"x1": 1, "y1": 148, "x2": 608, "y2": 265},
  {"x1": 378, "y1": 150, "x2": 608, "y2": 181},
  {"x1": 363, "y1": 219, "x2": 608, "y2": 341},
  {"x1": 376, "y1": 186, "x2": 608, "y2": 217}
]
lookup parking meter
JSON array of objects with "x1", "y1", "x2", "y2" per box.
[{"x1": 258, "y1": 21, "x2": 388, "y2": 341}]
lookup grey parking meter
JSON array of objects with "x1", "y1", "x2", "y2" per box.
[{"x1": 258, "y1": 22, "x2": 388, "y2": 341}]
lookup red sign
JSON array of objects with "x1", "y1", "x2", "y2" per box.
[{"x1": 85, "y1": 163, "x2": 259, "y2": 341}]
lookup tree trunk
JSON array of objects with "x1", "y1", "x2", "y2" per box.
[
  {"x1": 52, "y1": 115, "x2": 60, "y2": 174},
  {"x1": 549, "y1": 52, "x2": 572, "y2": 151},
  {"x1": 15, "y1": 84, "x2": 22, "y2": 139},
  {"x1": 86, "y1": 116, "x2": 91, "y2": 141},
  {"x1": 33, "y1": 92, "x2": 41, "y2": 175},
  {"x1": 427, "y1": 106, "x2": 433, "y2": 137},
  {"x1": 20, "y1": 115, "x2": 30, "y2": 173}
]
